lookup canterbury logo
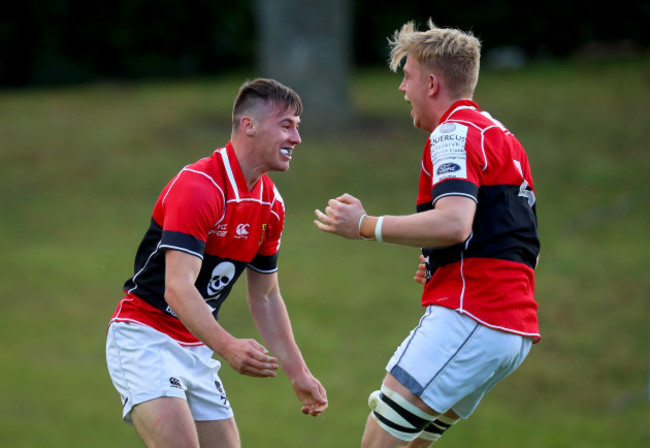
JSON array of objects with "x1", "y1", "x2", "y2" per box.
[
  {"x1": 169, "y1": 377, "x2": 184, "y2": 389},
  {"x1": 236, "y1": 224, "x2": 250, "y2": 236}
]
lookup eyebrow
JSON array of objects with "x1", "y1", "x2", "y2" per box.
[{"x1": 279, "y1": 116, "x2": 301, "y2": 125}]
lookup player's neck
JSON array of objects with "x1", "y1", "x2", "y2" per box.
[{"x1": 229, "y1": 138, "x2": 264, "y2": 191}]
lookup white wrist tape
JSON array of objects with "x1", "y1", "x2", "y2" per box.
[
  {"x1": 358, "y1": 213, "x2": 370, "y2": 240},
  {"x1": 375, "y1": 216, "x2": 385, "y2": 242}
]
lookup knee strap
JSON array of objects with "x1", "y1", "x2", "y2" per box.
[
  {"x1": 368, "y1": 385, "x2": 436, "y2": 442},
  {"x1": 419, "y1": 416, "x2": 458, "y2": 442}
]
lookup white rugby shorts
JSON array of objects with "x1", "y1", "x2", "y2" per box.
[
  {"x1": 386, "y1": 305, "x2": 532, "y2": 419},
  {"x1": 106, "y1": 321, "x2": 234, "y2": 423}
]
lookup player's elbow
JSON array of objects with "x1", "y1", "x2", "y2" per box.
[
  {"x1": 164, "y1": 278, "x2": 186, "y2": 308},
  {"x1": 455, "y1": 221, "x2": 473, "y2": 243},
  {"x1": 440, "y1": 220, "x2": 473, "y2": 246},
  {"x1": 429, "y1": 196, "x2": 476, "y2": 246}
]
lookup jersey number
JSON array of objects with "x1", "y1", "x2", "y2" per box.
[{"x1": 513, "y1": 159, "x2": 536, "y2": 208}]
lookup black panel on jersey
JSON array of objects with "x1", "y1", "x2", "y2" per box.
[
  {"x1": 131, "y1": 218, "x2": 163, "y2": 274},
  {"x1": 124, "y1": 218, "x2": 208, "y2": 317},
  {"x1": 417, "y1": 183, "x2": 539, "y2": 276},
  {"x1": 124, "y1": 219, "x2": 167, "y2": 311},
  {"x1": 195, "y1": 255, "x2": 249, "y2": 320},
  {"x1": 470, "y1": 184, "x2": 539, "y2": 268}
]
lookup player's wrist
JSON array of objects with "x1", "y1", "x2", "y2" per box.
[
  {"x1": 286, "y1": 363, "x2": 312, "y2": 382},
  {"x1": 357, "y1": 213, "x2": 369, "y2": 240},
  {"x1": 359, "y1": 215, "x2": 378, "y2": 240}
]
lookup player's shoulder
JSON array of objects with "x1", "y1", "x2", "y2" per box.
[
  {"x1": 158, "y1": 155, "x2": 226, "y2": 211},
  {"x1": 443, "y1": 101, "x2": 502, "y2": 131},
  {"x1": 428, "y1": 120, "x2": 470, "y2": 151},
  {"x1": 181, "y1": 151, "x2": 228, "y2": 186}
]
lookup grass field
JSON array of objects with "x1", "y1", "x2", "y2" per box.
[{"x1": 1, "y1": 57, "x2": 649, "y2": 447}]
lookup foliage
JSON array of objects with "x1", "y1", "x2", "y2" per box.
[
  {"x1": 0, "y1": 59, "x2": 648, "y2": 447},
  {"x1": 1, "y1": 0, "x2": 649, "y2": 86},
  {"x1": 353, "y1": 0, "x2": 650, "y2": 64}
]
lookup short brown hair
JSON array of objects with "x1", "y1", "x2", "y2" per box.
[{"x1": 232, "y1": 78, "x2": 302, "y2": 129}]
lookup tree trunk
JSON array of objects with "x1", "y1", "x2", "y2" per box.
[{"x1": 254, "y1": 0, "x2": 352, "y2": 128}]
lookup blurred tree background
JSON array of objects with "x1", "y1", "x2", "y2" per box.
[
  {"x1": 1, "y1": 2, "x2": 649, "y2": 447},
  {"x1": 1, "y1": 0, "x2": 648, "y2": 87}
]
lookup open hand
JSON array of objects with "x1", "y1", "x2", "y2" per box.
[{"x1": 222, "y1": 338, "x2": 279, "y2": 378}]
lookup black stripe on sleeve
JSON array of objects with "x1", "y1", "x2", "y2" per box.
[
  {"x1": 432, "y1": 179, "x2": 478, "y2": 204},
  {"x1": 248, "y1": 253, "x2": 279, "y2": 273},
  {"x1": 160, "y1": 230, "x2": 206, "y2": 258}
]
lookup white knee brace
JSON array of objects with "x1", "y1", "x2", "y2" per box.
[{"x1": 368, "y1": 385, "x2": 436, "y2": 442}]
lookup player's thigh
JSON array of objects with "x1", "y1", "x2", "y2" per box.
[
  {"x1": 106, "y1": 322, "x2": 188, "y2": 423},
  {"x1": 196, "y1": 417, "x2": 241, "y2": 448},
  {"x1": 386, "y1": 305, "x2": 526, "y2": 416},
  {"x1": 131, "y1": 396, "x2": 200, "y2": 448}
]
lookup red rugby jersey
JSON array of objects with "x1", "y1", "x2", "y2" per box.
[
  {"x1": 418, "y1": 100, "x2": 540, "y2": 342},
  {"x1": 111, "y1": 142, "x2": 285, "y2": 344}
]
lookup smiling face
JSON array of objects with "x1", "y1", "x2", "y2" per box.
[
  {"x1": 399, "y1": 55, "x2": 436, "y2": 132},
  {"x1": 249, "y1": 102, "x2": 302, "y2": 173}
]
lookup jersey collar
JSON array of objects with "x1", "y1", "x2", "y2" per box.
[
  {"x1": 220, "y1": 142, "x2": 264, "y2": 201},
  {"x1": 439, "y1": 99, "x2": 479, "y2": 123}
]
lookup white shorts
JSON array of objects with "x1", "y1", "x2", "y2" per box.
[
  {"x1": 106, "y1": 321, "x2": 234, "y2": 424},
  {"x1": 386, "y1": 305, "x2": 532, "y2": 419}
]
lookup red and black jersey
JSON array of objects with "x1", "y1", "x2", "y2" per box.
[
  {"x1": 111, "y1": 142, "x2": 285, "y2": 344},
  {"x1": 418, "y1": 100, "x2": 541, "y2": 342}
]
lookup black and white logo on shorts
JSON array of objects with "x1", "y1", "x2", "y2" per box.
[
  {"x1": 169, "y1": 377, "x2": 185, "y2": 390},
  {"x1": 215, "y1": 380, "x2": 230, "y2": 407}
]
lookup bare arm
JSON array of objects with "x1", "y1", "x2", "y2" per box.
[
  {"x1": 314, "y1": 193, "x2": 476, "y2": 248},
  {"x1": 164, "y1": 249, "x2": 279, "y2": 378},
  {"x1": 246, "y1": 268, "x2": 328, "y2": 416}
]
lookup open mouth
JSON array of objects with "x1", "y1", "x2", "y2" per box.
[{"x1": 280, "y1": 148, "x2": 293, "y2": 157}]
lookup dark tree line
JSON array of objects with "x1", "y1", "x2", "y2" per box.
[{"x1": 1, "y1": 0, "x2": 648, "y2": 87}]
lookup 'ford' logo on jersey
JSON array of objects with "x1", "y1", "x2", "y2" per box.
[{"x1": 437, "y1": 163, "x2": 461, "y2": 175}]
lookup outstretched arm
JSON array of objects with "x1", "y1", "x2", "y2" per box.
[
  {"x1": 246, "y1": 268, "x2": 328, "y2": 416},
  {"x1": 164, "y1": 249, "x2": 279, "y2": 378},
  {"x1": 314, "y1": 193, "x2": 476, "y2": 248}
]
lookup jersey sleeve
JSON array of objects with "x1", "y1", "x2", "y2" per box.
[
  {"x1": 156, "y1": 170, "x2": 225, "y2": 259},
  {"x1": 428, "y1": 122, "x2": 481, "y2": 204}
]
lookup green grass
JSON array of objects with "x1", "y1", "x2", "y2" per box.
[{"x1": 1, "y1": 59, "x2": 648, "y2": 447}]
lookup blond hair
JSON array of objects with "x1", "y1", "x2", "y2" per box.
[{"x1": 388, "y1": 19, "x2": 481, "y2": 99}]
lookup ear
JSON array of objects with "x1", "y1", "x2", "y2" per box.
[
  {"x1": 428, "y1": 74, "x2": 439, "y2": 97},
  {"x1": 241, "y1": 116, "x2": 255, "y2": 136}
]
